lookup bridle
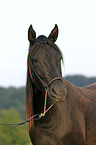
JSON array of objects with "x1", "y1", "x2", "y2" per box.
[
  {"x1": 29, "y1": 56, "x2": 66, "y2": 116},
  {"x1": 28, "y1": 39, "x2": 66, "y2": 116},
  {"x1": 0, "y1": 39, "x2": 66, "y2": 128}
]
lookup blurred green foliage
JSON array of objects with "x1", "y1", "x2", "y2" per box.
[
  {"x1": 0, "y1": 109, "x2": 30, "y2": 145},
  {"x1": 0, "y1": 87, "x2": 31, "y2": 145},
  {"x1": 0, "y1": 87, "x2": 25, "y2": 119}
]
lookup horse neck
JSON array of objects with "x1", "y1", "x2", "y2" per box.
[{"x1": 33, "y1": 84, "x2": 45, "y2": 115}]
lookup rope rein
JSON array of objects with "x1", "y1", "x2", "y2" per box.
[{"x1": 39, "y1": 87, "x2": 54, "y2": 118}]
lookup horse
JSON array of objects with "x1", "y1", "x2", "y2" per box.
[{"x1": 26, "y1": 24, "x2": 96, "y2": 145}]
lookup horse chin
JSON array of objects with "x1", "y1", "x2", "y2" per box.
[{"x1": 49, "y1": 95, "x2": 66, "y2": 103}]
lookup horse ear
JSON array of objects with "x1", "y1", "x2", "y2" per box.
[
  {"x1": 28, "y1": 25, "x2": 36, "y2": 45},
  {"x1": 48, "y1": 24, "x2": 58, "y2": 42}
]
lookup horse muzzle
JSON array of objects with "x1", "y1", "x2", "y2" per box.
[{"x1": 48, "y1": 77, "x2": 67, "y2": 103}]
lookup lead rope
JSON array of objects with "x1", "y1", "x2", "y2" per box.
[
  {"x1": 39, "y1": 87, "x2": 54, "y2": 118},
  {"x1": 0, "y1": 88, "x2": 54, "y2": 128}
]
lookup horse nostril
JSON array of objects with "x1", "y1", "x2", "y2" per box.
[{"x1": 52, "y1": 88, "x2": 57, "y2": 95}]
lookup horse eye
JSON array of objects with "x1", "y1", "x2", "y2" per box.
[{"x1": 32, "y1": 58, "x2": 39, "y2": 64}]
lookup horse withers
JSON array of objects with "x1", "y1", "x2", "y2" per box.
[{"x1": 26, "y1": 24, "x2": 96, "y2": 145}]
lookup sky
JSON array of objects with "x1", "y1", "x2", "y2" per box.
[{"x1": 0, "y1": 0, "x2": 96, "y2": 87}]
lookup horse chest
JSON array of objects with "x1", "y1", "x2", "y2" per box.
[{"x1": 32, "y1": 121, "x2": 66, "y2": 145}]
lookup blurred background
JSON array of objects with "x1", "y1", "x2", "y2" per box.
[{"x1": 0, "y1": 0, "x2": 96, "y2": 144}]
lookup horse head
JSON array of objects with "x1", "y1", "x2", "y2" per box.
[{"x1": 28, "y1": 24, "x2": 67, "y2": 103}]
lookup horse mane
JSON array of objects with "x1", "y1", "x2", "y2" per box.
[{"x1": 26, "y1": 54, "x2": 34, "y2": 129}]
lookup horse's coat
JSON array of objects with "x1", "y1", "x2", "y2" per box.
[{"x1": 26, "y1": 25, "x2": 96, "y2": 145}]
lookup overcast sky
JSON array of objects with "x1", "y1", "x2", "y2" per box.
[{"x1": 0, "y1": 0, "x2": 96, "y2": 87}]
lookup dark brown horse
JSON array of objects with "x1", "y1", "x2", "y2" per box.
[{"x1": 26, "y1": 24, "x2": 96, "y2": 145}]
